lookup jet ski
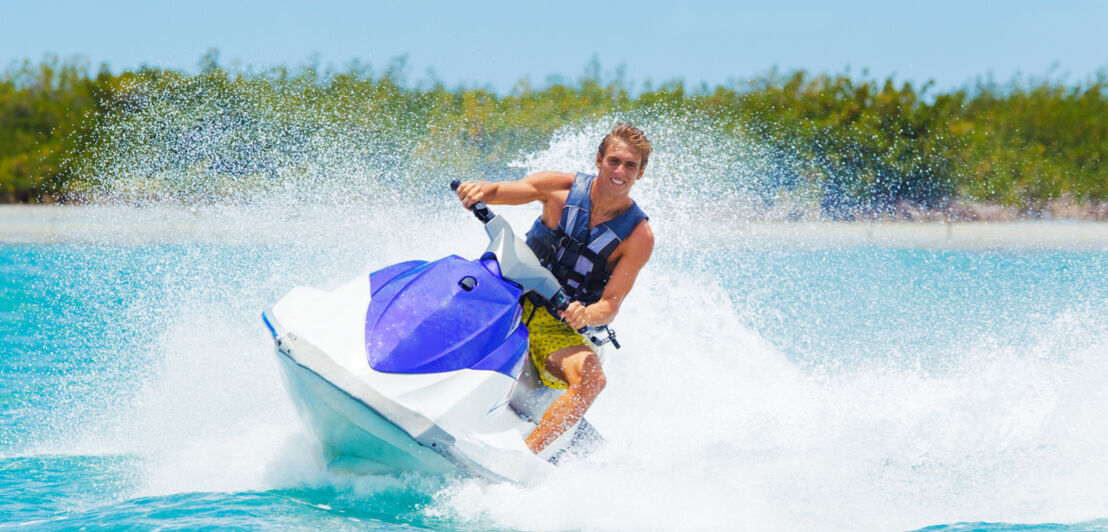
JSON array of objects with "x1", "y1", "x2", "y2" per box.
[{"x1": 261, "y1": 181, "x2": 609, "y2": 484}]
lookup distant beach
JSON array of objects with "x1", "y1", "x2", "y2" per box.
[{"x1": 5, "y1": 204, "x2": 1108, "y2": 250}]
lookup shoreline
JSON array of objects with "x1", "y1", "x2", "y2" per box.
[{"x1": 4, "y1": 204, "x2": 1108, "y2": 249}]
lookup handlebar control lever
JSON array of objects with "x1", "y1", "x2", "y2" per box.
[{"x1": 549, "y1": 289, "x2": 571, "y2": 312}]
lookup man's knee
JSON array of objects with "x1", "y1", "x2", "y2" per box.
[{"x1": 577, "y1": 354, "x2": 606, "y2": 397}]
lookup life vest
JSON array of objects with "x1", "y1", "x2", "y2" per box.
[{"x1": 525, "y1": 172, "x2": 648, "y2": 306}]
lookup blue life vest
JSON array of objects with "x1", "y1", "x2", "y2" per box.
[{"x1": 525, "y1": 173, "x2": 648, "y2": 306}]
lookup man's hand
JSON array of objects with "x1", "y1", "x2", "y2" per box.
[
  {"x1": 455, "y1": 180, "x2": 493, "y2": 208},
  {"x1": 558, "y1": 301, "x2": 591, "y2": 330}
]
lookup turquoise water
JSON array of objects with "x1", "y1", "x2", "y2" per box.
[
  {"x1": 5, "y1": 86, "x2": 1108, "y2": 529},
  {"x1": 3, "y1": 218, "x2": 1108, "y2": 530}
]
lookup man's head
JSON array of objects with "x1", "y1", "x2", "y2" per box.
[{"x1": 597, "y1": 122, "x2": 652, "y2": 176}]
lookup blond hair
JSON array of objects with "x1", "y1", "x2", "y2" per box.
[{"x1": 598, "y1": 122, "x2": 652, "y2": 170}]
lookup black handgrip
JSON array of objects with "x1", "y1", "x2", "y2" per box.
[
  {"x1": 548, "y1": 290, "x2": 587, "y2": 333},
  {"x1": 532, "y1": 288, "x2": 586, "y2": 333},
  {"x1": 450, "y1": 180, "x2": 493, "y2": 223}
]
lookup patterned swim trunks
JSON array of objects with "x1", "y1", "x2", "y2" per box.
[{"x1": 520, "y1": 297, "x2": 591, "y2": 389}]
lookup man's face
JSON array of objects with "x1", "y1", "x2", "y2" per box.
[{"x1": 595, "y1": 139, "x2": 645, "y2": 195}]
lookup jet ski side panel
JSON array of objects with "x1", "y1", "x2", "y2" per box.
[
  {"x1": 275, "y1": 348, "x2": 456, "y2": 475},
  {"x1": 272, "y1": 330, "x2": 459, "y2": 474},
  {"x1": 273, "y1": 329, "x2": 547, "y2": 483}
]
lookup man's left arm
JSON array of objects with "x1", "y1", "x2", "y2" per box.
[{"x1": 560, "y1": 222, "x2": 654, "y2": 329}]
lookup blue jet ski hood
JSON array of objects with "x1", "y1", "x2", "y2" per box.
[{"x1": 365, "y1": 254, "x2": 527, "y2": 377}]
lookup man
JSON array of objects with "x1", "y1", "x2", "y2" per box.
[{"x1": 455, "y1": 122, "x2": 654, "y2": 454}]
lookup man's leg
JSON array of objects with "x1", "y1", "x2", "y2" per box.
[{"x1": 525, "y1": 345, "x2": 607, "y2": 454}]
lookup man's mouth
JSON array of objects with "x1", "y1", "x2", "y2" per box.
[{"x1": 611, "y1": 177, "x2": 626, "y2": 186}]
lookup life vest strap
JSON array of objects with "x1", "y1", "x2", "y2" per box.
[{"x1": 523, "y1": 172, "x2": 646, "y2": 306}]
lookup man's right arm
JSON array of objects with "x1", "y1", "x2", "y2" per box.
[{"x1": 456, "y1": 172, "x2": 574, "y2": 208}]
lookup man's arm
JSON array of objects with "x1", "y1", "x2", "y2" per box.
[
  {"x1": 455, "y1": 171, "x2": 574, "y2": 208},
  {"x1": 560, "y1": 221, "x2": 654, "y2": 329}
]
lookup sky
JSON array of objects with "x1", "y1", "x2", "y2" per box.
[{"x1": 4, "y1": 0, "x2": 1107, "y2": 92}]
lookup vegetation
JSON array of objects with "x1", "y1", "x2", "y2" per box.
[{"x1": 2, "y1": 53, "x2": 1106, "y2": 218}]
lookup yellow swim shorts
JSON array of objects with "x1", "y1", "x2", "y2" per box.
[{"x1": 521, "y1": 298, "x2": 591, "y2": 389}]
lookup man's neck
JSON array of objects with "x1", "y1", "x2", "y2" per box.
[{"x1": 590, "y1": 185, "x2": 632, "y2": 220}]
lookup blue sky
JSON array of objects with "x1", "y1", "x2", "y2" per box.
[{"x1": 4, "y1": 0, "x2": 1107, "y2": 92}]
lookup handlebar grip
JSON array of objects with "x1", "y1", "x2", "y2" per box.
[
  {"x1": 548, "y1": 290, "x2": 589, "y2": 333},
  {"x1": 450, "y1": 180, "x2": 493, "y2": 223}
]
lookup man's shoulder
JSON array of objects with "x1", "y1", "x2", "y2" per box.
[
  {"x1": 618, "y1": 218, "x2": 653, "y2": 254},
  {"x1": 610, "y1": 218, "x2": 653, "y2": 269},
  {"x1": 629, "y1": 218, "x2": 653, "y2": 245}
]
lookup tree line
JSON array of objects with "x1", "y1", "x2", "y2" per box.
[{"x1": 2, "y1": 54, "x2": 1106, "y2": 218}]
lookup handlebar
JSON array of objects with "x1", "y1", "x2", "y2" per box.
[{"x1": 450, "y1": 180, "x2": 494, "y2": 224}]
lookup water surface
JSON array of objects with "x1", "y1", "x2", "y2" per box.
[{"x1": 3, "y1": 207, "x2": 1107, "y2": 531}]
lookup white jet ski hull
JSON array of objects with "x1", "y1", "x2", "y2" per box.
[
  {"x1": 274, "y1": 336, "x2": 458, "y2": 476},
  {"x1": 264, "y1": 275, "x2": 577, "y2": 485}
]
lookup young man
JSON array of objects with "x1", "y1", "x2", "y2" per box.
[{"x1": 455, "y1": 123, "x2": 654, "y2": 453}]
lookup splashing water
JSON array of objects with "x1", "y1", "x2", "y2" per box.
[{"x1": 4, "y1": 76, "x2": 1108, "y2": 531}]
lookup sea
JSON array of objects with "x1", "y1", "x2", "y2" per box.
[{"x1": 3, "y1": 106, "x2": 1108, "y2": 530}]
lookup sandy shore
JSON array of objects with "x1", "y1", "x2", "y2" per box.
[
  {"x1": 4, "y1": 204, "x2": 1108, "y2": 249},
  {"x1": 707, "y1": 219, "x2": 1108, "y2": 250}
]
